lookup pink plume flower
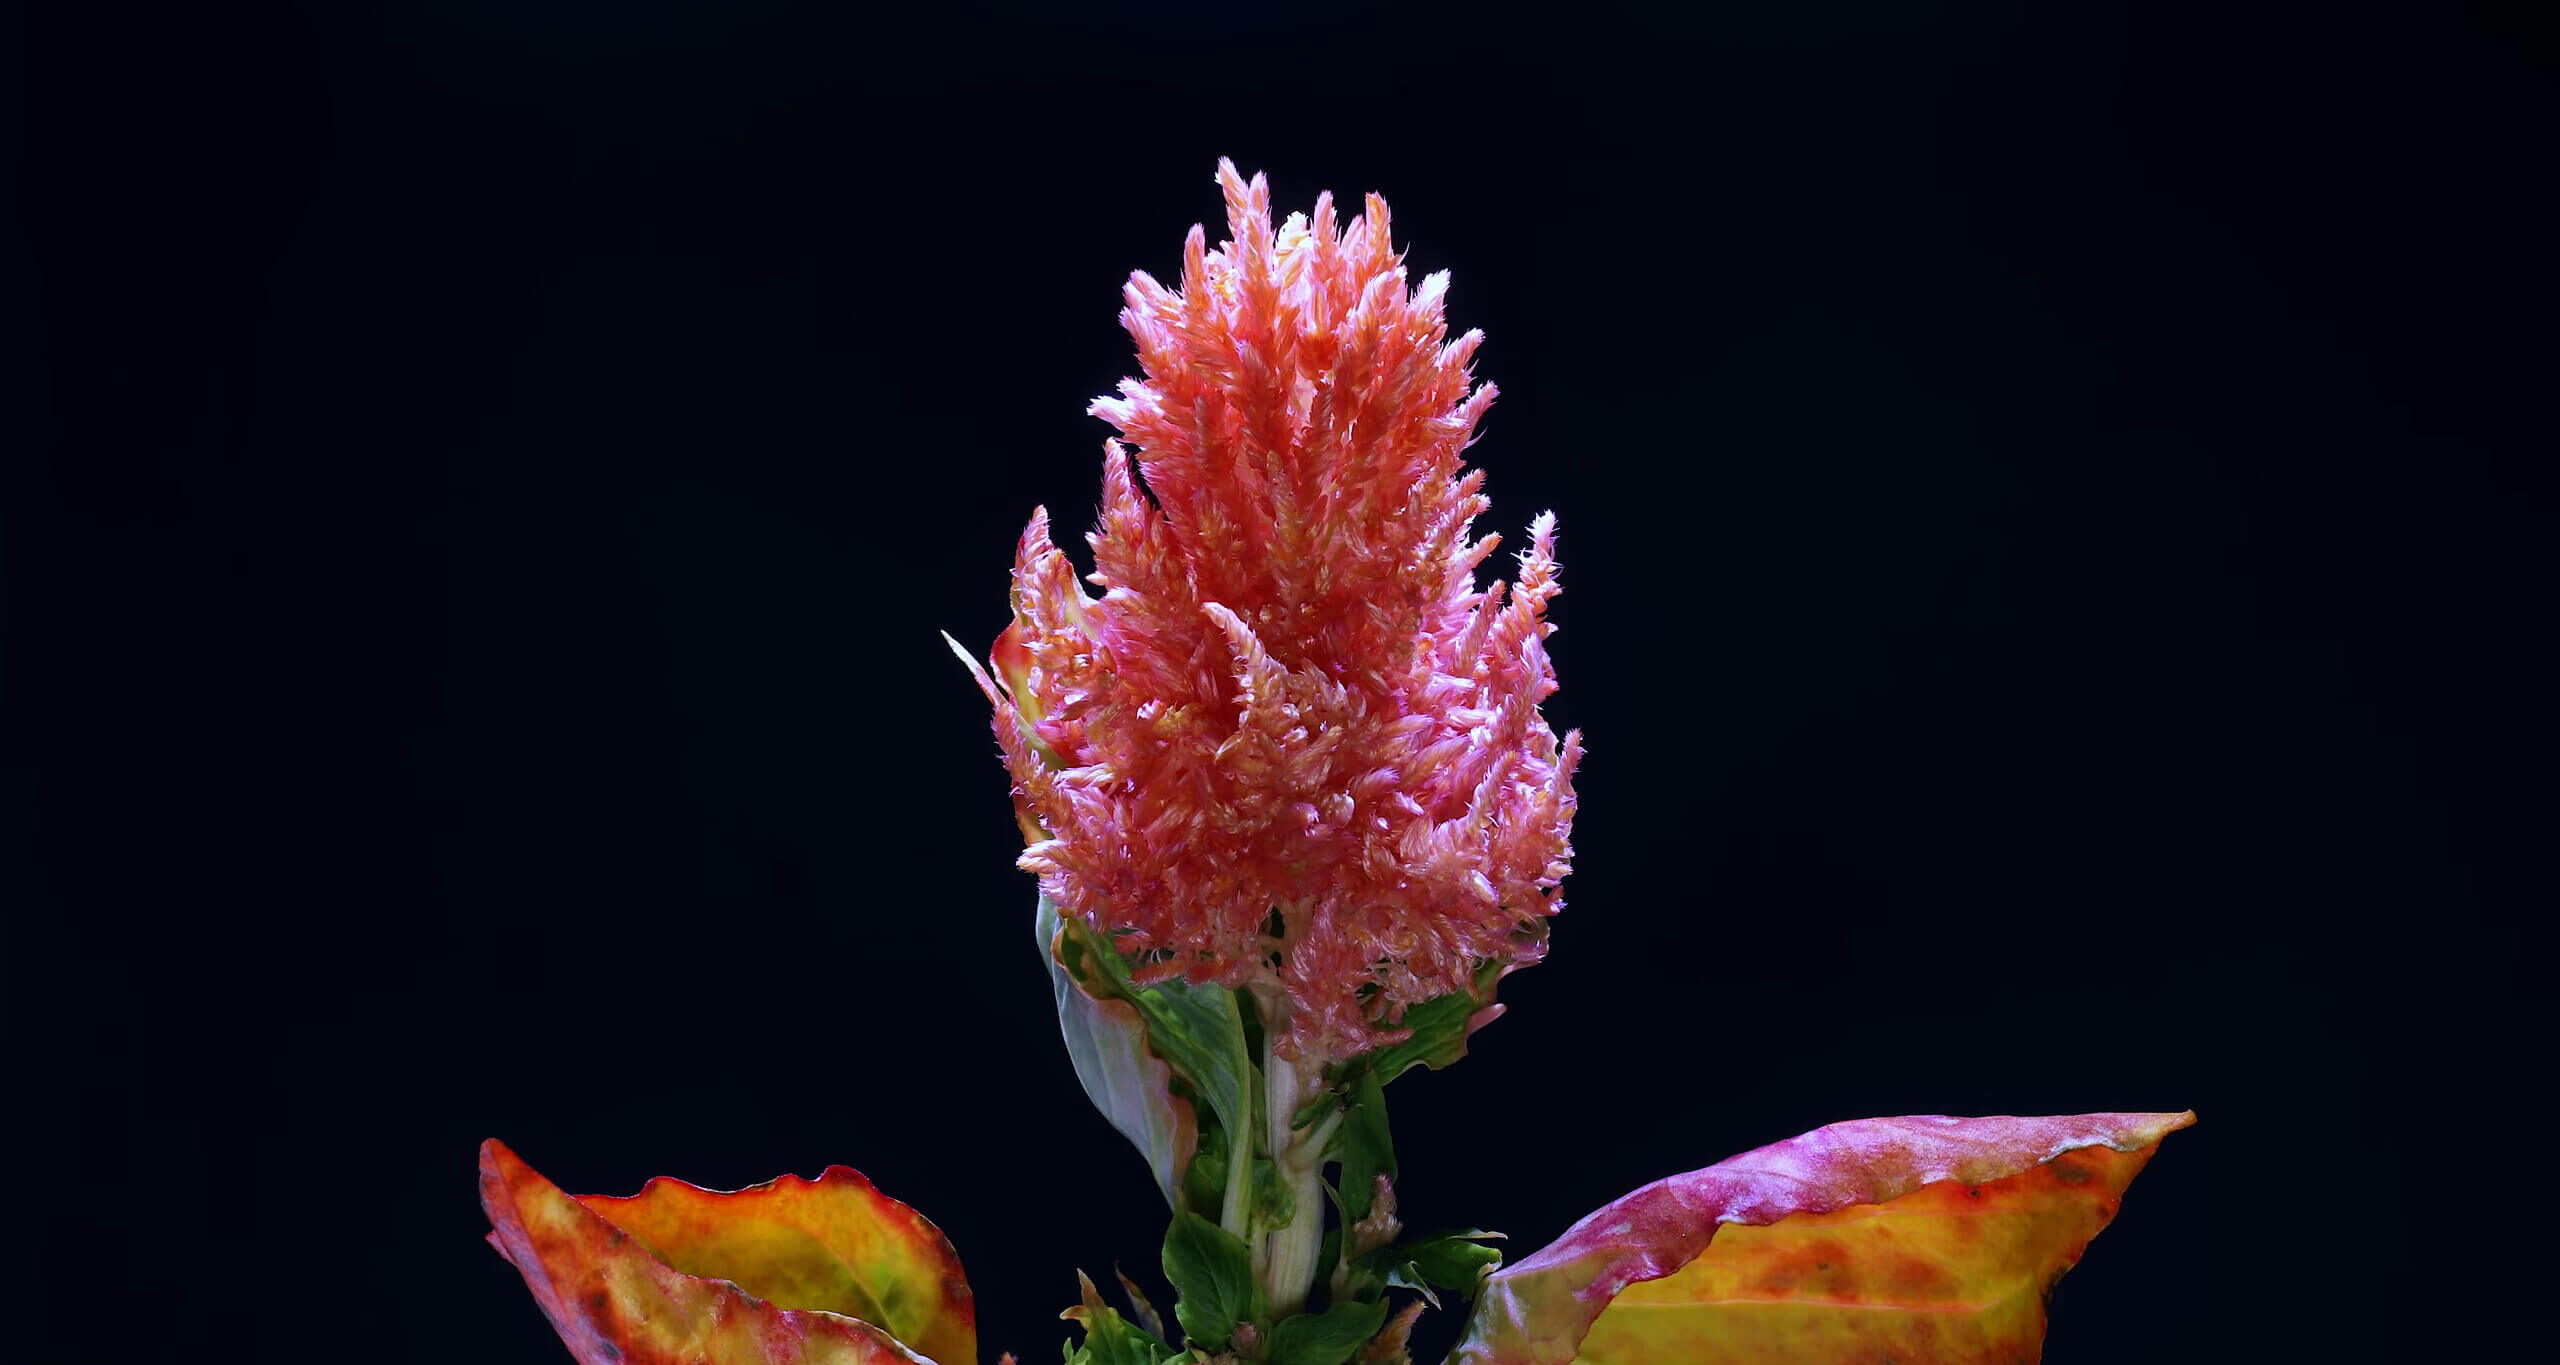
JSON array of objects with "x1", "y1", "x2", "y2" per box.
[{"x1": 956, "y1": 161, "x2": 1581, "y2": 1064}]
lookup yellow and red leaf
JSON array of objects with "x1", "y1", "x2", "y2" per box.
[
  {"x1": 481, "y1": 1139, "x2": 976, "y2": 1365},
  {"x1": 1452, "y1": 1111, "x2": 2191, "y2": 1365}
]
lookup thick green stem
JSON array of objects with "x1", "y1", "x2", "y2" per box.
[{"x1": 1255, "y1": 1022, "x2": 1332, "y2": 1317}]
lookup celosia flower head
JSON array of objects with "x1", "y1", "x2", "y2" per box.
[{"x1": 957, "y1": 161, "x2": 1581, "y2": 1063}]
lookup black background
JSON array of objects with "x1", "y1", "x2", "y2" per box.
[{"x1": 6, "y1": 3, "x2": 2552, "y2": 1361}]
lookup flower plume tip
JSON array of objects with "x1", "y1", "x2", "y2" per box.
[{"x1": 941, "y1": 630, "x2": 1008, "y2": 706}]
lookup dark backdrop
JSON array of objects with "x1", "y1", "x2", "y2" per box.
[{"x1": 7, "y1": 3, "x2": 2551, "y2": 1361}]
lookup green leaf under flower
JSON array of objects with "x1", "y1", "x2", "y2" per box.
[
  {"x1": 1161, "y1": 1209, "x2": 1257, "y2": 1351},
  {"x1": 1063, "y1": 1270, "x2": 1185, "y2": 1365},
  {"x1": 1040, "y1": 897, "x2": 1199, "y2": 1208},
  {"x1": 1358, "y1": 1230, "x2": 1503, "y2": 1309},
  {"x1": 1265, "y1": 1298, "x2": 1390, "y2": 1365},
  {"x1": 1326, "y1": 1067, "x2": 1395, "y2": 1225},
  {"x1": 1053, "y1": 906, "x2": 1256, "y2": 1205}
]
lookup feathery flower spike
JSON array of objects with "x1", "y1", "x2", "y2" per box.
[{"x1": 960, "y1": 160, "x2": 1581, "y2": 1065}]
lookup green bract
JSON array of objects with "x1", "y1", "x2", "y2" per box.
[{"x1": 1161, "y1": 1213, "x2": 1256, "y2": 1352}]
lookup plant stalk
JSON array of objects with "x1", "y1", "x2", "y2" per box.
[{"x1": 1257, "y1": 1030, "x2": 1331, "y2": 1317}]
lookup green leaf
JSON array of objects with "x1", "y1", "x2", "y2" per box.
[
  {"x1": 1381, "y1": 1263, "x2": 1437, "y2": 1309},
  {"x1": 1181, "y1": 1104, "x2": 1229, "y2": 1219},
  {"x1": 1068, "y1": 1297, "x2": 1148, "y2": 1365},
  {"x1": 1061, "y1": 918, "x2": 1255, "y2": 1172},
  {"x1": 1359, "y1": 1231, "x2": 1504, "y2": 1309},
  {"x1": 1040, "y1": 898, "x2": 1200, "y2": 1208},
  {"x1": 1162, "y1": 1210, "x2": 1255, "y2": 1350},
  {"x1": 1251, "y1": 1156, "x2": 1295, "y2": 1228},
  {"x1": 1329, "y1": 1066, "x2": 1395, "y2": 1224},
  {"x1": 1337, "y1": 1263, "x2": 1385, "y2": 1306},
  {"x1": 1383, "y1": 1232, "x2": 1503, "y2": 1292},
  {"x1": 1358, "y1": 994, "x2": 1472, "y2": 1084},
  {"x1": 1266, "y1": 1299, "x2": 1390, "y2": 1365},
  {"x1": 1067, "y1": 1269, "x2": 1186, "y2": 1365},
  {"x1": 1065, "y1": 1317, "x2": 1183, "y2": 1365}
]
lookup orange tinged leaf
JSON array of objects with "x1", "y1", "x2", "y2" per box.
[
  {"x1": 1040, "y1": 896, "x2": 1200, "y2": 1207},
  {"x1": 481, "y1": 1140, "x2": 976, "y2": 1365},
  {"x1": 1453, "y1": 1112, "x2": 2192, "y2": 1365},
  {"x1": 1580, "y1": 1140, "x2": 2163, "y2": 1363}
]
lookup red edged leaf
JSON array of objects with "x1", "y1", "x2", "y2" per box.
[
  {"x1": 481, "y1": 1140, "x2": 976, "y2": 1365},
  {"x1": 1041, "y1": 895, "x2": 1201, "y2": 1207},
  {"x1": 1452, "y1": 1111, "x2": 2192, "y2": 1365}
]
